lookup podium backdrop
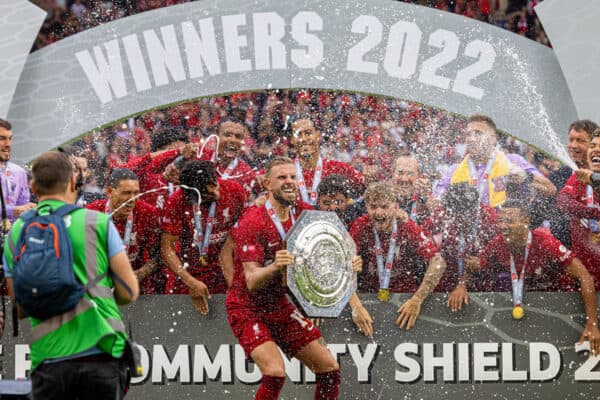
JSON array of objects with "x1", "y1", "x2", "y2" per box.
[{"x1": 1, "y1": 293, "x2": 598, "y2": 399}]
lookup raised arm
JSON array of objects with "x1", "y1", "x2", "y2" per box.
[{"x1": 161, "y1": 232, "x2": 210, "y2": 315}]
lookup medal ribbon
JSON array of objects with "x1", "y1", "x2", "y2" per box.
[
  {"x1": 221, "y1": 158, "x2": 239, "y2": 179},
  {"x1": 409, "y1": 195, "x2": 418, "y2": 222},
  {"x1": 373, "y1": 220, "x2": 398, "y2": 291},
  {"x1": 193, "y1": 202, "x2": 217, "y2": 256},
  {"x1": 586, "y1": 185, "x2": 599, "y2": 233},
  {"x1": 509, "y1": 231, "x2": 532, "y2": 307},
  {"x1": 1, "y1": 166, "x2": 13, "y2": 198},
  {"x1": 265, "y1": 200, "x2": 296, "y2": 240},
  {"x1": 106, "y1": 201, "x2": 134, "y2": 252},
  {"x1": 295, "y1": 156, "x2": 323, "y2": 205},
  {"x1": 467, "y1": 150, "x2": 497, "y2": 201}
]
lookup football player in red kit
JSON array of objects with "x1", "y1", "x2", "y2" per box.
[{"x1": 226, "y1": 156, "x2": 340, "y2": 400}]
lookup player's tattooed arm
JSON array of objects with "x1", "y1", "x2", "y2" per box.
[
  {"x1": 396, "y1": 253, "x2": 446, "y2": 330},
  {"x1": 413, "y1": 253, "x2": 447, "y2": 304}
]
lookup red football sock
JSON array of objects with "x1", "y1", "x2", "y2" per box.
[
  {"x1": 315, "y1": 369, "x2": 340, "y2": 400},
  {"x1": 255, "y1": 375, "x2": 285, "y2": 400}
]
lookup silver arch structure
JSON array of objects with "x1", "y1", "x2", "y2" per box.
[{"x1": 2, "y1": 0, "x2": 579, "y2": 165}]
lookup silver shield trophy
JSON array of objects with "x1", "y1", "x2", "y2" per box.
[{"x1": 285, "y1": 210, "x2": 357, "y2": 317}]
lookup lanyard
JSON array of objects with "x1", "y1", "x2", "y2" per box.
[
  {"x1": 295, "y1": 156, "x2": 323, "y2": 206},
  {"x1": 168, "y1": 182, "x2": 174, "y2": 195},
  {"x1": 1, "y1": 166, "x2": 13, "y2": 198},
  {"x1": 409, "y1": 195, "x2": 418, "y2": 222},
  {"x1": 586, "y1": 185, "x2": 599, "y2": 233},
  {"x1": 467, "y1": 151, "x2": 497, "y2": 202},
  {"x1": 221, "y1": 158, "x2": 239, "y2": 179},
  {"x1": 509, "y1": 231, "x2": 532, "y2": 307},
  {"x1": 373, "y1": 220, "x2": 398, "y2": 291},
  {"x1": 193, "y1": 202, "x2": 217, "y2": 256},
  {"x1": 265, "y1": 200, "x2": 295, "y2": 240},
  {"x1": 106, "y1": 201, "x2": 134, "y2": 251}
]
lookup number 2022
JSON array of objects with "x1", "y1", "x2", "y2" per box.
[
  {"x1": 346, "y1": 16, "x2": 496, "y2": 101},
  {"x1": 574, "y1": 341, "x2": 600, "y2": 381}
]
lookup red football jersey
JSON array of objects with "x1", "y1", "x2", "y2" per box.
[
  {"x1": 422, "y1": 205, "x2": 498, "y2": 292},
  {"x1": 86, "y1": 199, "x2": 163, "y2": 294},
  {"x1": 227, "y1": 202, "x2": 313, "y2": 310},
  {"x1": 140, "y1": 149, "x2": 180, "y2": 209},
  {"x1": 300, "y1": 158, "x2": 365, "y2": 198},
  {"x1": 559, "y1": 173, "x2": 600, "y2": 288},
  {"x1": 478, "y1": 228, "x2": 576, "y2": 292},
  {"x1": 350, "y1": 215, "x2": 438, "y2": 292},
  {"x1": 161, "y1": 179, "x2": 247, "y2": 293},
  {"x1": 199, "y1": 152, "x2": 258, "y2": 200}
]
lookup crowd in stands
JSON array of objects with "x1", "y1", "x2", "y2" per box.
[
  {"x1": 67, "y1": 90, "x2": 561, "y2": 200},
  {"x1": 30, "y1": 0, "x2": 550, "y2": 51}
]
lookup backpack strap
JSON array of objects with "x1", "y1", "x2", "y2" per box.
[
  {"x1": 19, "y1": 208, "x2": 38, "y2": 224},
  {"x1": 51, "y1": 204, "x2": 80, "y2": 218}
]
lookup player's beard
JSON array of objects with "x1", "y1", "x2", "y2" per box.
[
  {"x1": 272, "y1": 185, "x2": 297, "y2": 207},
  {"x1": 0, "y1": 148, "x2": 10, "y2": 163}
]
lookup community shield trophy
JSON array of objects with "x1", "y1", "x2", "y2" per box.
[{"x1": 285, "y1": 210, "x2": 357, "y2": 317}]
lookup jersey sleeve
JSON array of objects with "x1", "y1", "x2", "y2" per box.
[
  {"x1": 404, "y1": 220, "x2": 438, "y2": 260},
  {"x1": 539, "y1": 231, "x2": 574, "y2": 268},
  {"x1": 235, "y1": 211, "x2": 265, "y2": 264},
  {"x1": 478, "y1": 235, "x2": 502, "y2": 269},
  {"x1": 161, "y1": 193, "x2": 183, "y2": 236}
]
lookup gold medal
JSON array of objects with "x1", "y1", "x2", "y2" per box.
[
  {"x1": 590, "y1": 232, "x2": 599, "y2": 244},
  {"x1": 2, "y1": 218, "x2": 10, "y2": 232},
  {"x1": 199, "y1": 255, "x2": 208, "y2": 266},
  {"x1": 512, "y1": 305, "x2": 524, "y2": 320},
  {"x1": 378, "y1": 288, "x2": 390, "y2": 302}
]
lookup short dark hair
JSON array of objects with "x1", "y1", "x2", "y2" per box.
[
  {"x1": 317, "y1": 174, "x2": 351, "y2": 199},
  {"x1": 107, "y1": 168, "x2": 138, "y2": 189},
  {"x1": 286, "y1": 114, "x2": 318, "y2": 136},
  {"x1": 217, "y1": 116, "x2": 247, "y2": 134},
  {"x1": 467, "y1": 114, "x2": 496, "y2": 133},
  {"x1": 0, "y1": 118, "x2": 11, "y2": 131},
  {"x1": 569, "y1": 119, "x2": 599, "y2": 138},
  {"x1": 443, "y1": 183, "x2": 479, "y2": 214},
  {"x1": 180, "y1": 160, "x2": 217, "y2": 203},
  {"x1": 151, "y1": 128, "x2": 188, "y2": 152},
  {"x1": 31, "y1": 151, "x2": 73, "y2": 196}
]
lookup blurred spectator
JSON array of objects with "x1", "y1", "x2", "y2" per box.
[
  {"x1": 30, "y1": 0, "x2": 551, "y2": 53},
  {"x1": 0, "y1": 118, "x2": 35, "y2": 222}
]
